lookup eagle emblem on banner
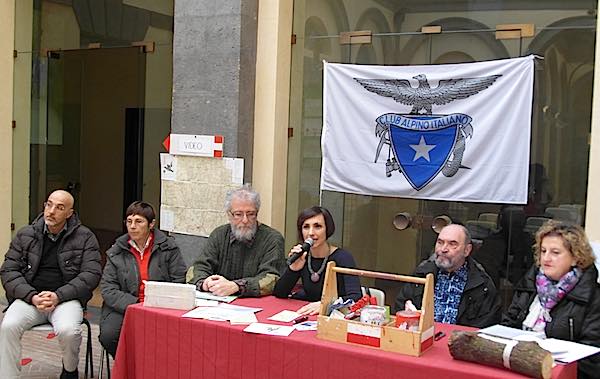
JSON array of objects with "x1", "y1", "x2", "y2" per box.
[{"x1": 355, "y1": 74, "x2": 501, "y2": 190}]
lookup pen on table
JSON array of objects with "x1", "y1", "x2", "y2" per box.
[
  {"x1": 434, "y1": 331, "x2": 446, "y2": 341},
  {"x1": 293, "y1": 315, "x2": 309, "y2": 324}
]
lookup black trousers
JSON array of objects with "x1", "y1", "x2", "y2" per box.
[{"x1": 98, "y1": 311, "x2": 124, "y2": 358}]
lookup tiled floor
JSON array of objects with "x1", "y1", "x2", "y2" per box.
[{"x1": 0, "y1": 302, "x2": 112, "y2": 379}]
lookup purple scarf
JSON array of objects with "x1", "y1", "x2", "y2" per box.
[{"x1": 535, "y1": 267, "x2": 582, "y2": 327}]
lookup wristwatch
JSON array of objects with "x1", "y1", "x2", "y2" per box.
[{"x1": 233, "y1": 279, "x2": 248, "y2": 296}]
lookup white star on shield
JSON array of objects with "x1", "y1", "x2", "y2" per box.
[{"x1": 409, "y1": 135, "x2": 436, "y2": 162}]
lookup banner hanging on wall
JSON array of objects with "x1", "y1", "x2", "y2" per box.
[{"x1": 320, "y1": 55, "x2": 535, "y2": 203}]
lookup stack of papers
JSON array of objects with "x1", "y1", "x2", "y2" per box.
[
  {"x1": 182, "y1": 303, "x2": 262, "y2": 325},
  {"x1": 195, "y1": 290, "x2": 237, "y2": 303},
  {"x1": 478, "y1": 324, "x2": 600, "y2": 363},
  {"x1": 478, "y1": 325, "x2": 545, "y2": 340},
  {"x1": 144, "y1": 281, "x2": 196, "y2": 310}
]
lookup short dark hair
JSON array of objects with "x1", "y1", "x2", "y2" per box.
[
  {"x1": 125, "y1": 201, "x2": 156, "y2": 224},
  {"x1": 296, "y1": 206, "x2": 335, "y2": 242}
]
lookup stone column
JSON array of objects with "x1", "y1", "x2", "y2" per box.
[
  {"x1": 172, "y1": 0, "x2": 257, "y2": 170},
  {"x1": 171, "y1": 0, "x2": 258, "y2": 265}
]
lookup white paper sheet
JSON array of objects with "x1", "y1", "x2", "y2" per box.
[
  {"x1": 195, "y1": 299, "x2": 219, "y2": 307},
  {"x1": 243, "y1": 323, "x2": 295, "y2": 336},
  {"x1": 160, "y1": 153, "x2": 177, "y2": 180},
  {"x1": 268, "y1": 310, "x2": 301, "y2": 323},
  {"x1": 294, "y1": 321, "x2": 318, "y2": 331},
  {"x1": 159, "y1": 208, "x2": 175, "y2": 232},
  {"x1": 181, "y1": 307, "x2": 228, "y2": 321},
  {"x1": 218, "y1": 303, "x2": 263, "y2": 314},
  {"x1": 195, "y1": 291, "x2": 237, "y2": 303},
  {"x1": 541, "y1": 339, "x2": 600, "y2": 363},
  {"x1": 478, "y1": 324, "x2": 545, "y2": 340},
  {"x1": 224, "y1": 158, "x2": 244, "y2": 184},
  {"x1": 229, "y1": 313, "x2": 258, "y2": 325}
]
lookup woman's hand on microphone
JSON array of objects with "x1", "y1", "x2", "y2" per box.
[{"x1": 288, "y1": 244, "x2": 307, "y2": 271}]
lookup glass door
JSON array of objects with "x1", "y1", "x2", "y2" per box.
[
  {"x1": 286, "y1": 0, "x2": 596, "y2": 307},
  {"x1": 31, "y1": 47, "x2": 146, "y2": 252},
  {"x1": 44, "y1": 50, "x2": 83, "y2": 213}
]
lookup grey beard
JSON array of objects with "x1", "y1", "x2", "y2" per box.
[
  {"x1": 435, "y1": 256, "x2": 453, "y2": 271},
  {"x1": 231, "y1": 222, "x2": 257, "y2": 242},
  {"x1": 434, "y1": 251, "x2": 457, "y2": 271},
  {"x1": 434, "y1": 253, "x2": 466, "y2": 272}
]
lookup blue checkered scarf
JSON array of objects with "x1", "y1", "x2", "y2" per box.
[{"x1": 434, "y1": 262, "x2": 468, "y2": 324}]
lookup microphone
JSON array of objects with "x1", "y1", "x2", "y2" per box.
[{"x1": 287, "y1": 238, "x2": 314, "y2": 265}]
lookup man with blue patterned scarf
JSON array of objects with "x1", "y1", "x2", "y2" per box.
[{"x1": 394, "y1": 224, "x2": 501, "y2": 328}]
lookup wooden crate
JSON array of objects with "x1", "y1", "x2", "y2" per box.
[{"x1": 317, "y1": 262, "x2": 435, "y2": 356}]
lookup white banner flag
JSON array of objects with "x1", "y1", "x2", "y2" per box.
[{"x1": 321, "y1": 56, "x2": 534, "y2": 203}]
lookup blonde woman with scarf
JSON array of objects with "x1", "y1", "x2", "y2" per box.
[{"x1": 502, "y1": 220, "x2": 600, "y2": 379}]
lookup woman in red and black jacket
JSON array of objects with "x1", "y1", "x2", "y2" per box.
[{"x1": 99, "y1": 201, "x2": 186, "y2": 357}]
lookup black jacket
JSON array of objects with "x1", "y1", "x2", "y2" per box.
[
  {"x1": 100, "y1": 230, "x2": 187, "y2": 317},
  {"x1": 502, "y1": 265, "x2": 600, "y2": 379},
  {"x1": 0, "y1": 213, "x2": 102, "y2": 307},
  {"x1": 394, "y1": 256, "x2": 501, "y2": 328}
]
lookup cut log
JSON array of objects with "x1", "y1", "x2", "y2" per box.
[{"x1": 448, "y1": 331, "x2": 553, "y2": 379}]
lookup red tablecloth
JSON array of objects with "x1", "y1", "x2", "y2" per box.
[{"x1": 112, "y1": 296, "x2": 576, "y2": 379}]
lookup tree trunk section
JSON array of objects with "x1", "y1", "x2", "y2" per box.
[{"x1": 448, "y1": 331, "x2": 552, "y2": 379}]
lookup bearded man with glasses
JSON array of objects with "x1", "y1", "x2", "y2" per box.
[
  {"x1": 0, "y1": 189, "x2": 101, "y2": 379},
  {"x1": 189, "y1": 185, "x2": 285, "y2": 297}
]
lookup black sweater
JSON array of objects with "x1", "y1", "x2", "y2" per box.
[
  {"x1": 273, "y1": 248, "x2": 362, "y2": 302},
  {"x1": 31, "y1": 234, "x2": 65, "y2": 292}
]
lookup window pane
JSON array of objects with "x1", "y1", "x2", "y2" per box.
[{"x1": 287, "y1": 0, "x2": 596, "y2": 308}]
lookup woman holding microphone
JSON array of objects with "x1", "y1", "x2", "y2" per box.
[{"x1": 274, "y1": 206, "x2": 361, "y2": 315}]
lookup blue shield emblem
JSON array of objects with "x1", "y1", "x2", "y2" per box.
[
  {"x1": 355, "y1": 73, "x2": 500, "y2": 191},
  {"x1": 376, "y1": 113, "x2": 472, "y2": 190}
]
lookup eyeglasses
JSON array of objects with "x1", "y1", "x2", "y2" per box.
[
  {"x1": 125, "y1": 218, "x2": 147, "y2": 226},
  {"x1": 229, "y1": 211, "x2": 258, "y2": 220},
  {"x1": 44, "y1": 201, "x2": 67, "y2": 212}
]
